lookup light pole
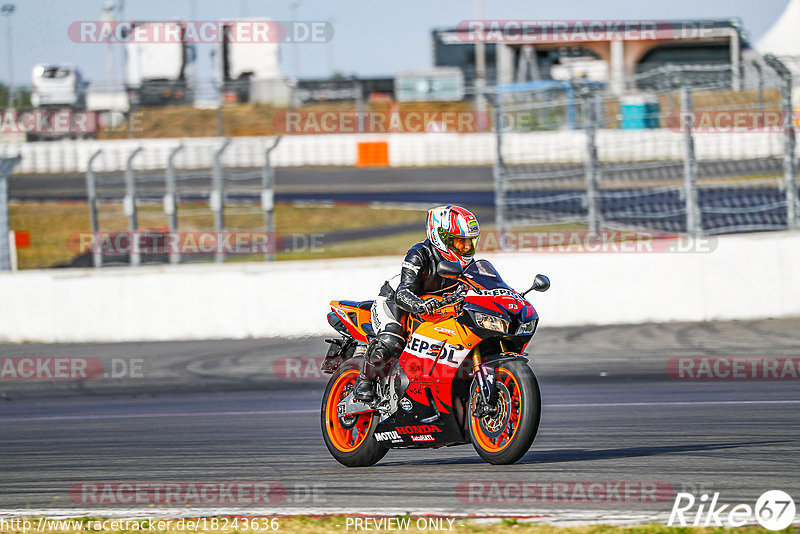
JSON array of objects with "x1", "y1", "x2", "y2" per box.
[
  {"x1": 327, "y1": 16, "x2": 335, "y2": 76},
  {"x1": 1, "y1": 3, "x2": 14, "y2": 109},
  {"x1": 473, "y1": 0, "x2": 487, "y2": 131},
  {"x1": 102, "y1": 1, "x2": 124, "y2": 93},
  {"x1": 103, "y1": 2, "x2": 115, "y2": 93},
  {"x1": 289, "y1": 1, "x2": 301, "y2": 78}
]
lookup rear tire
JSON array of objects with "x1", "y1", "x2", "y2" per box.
[
  {"x1": 320, "y1": 359, "x2": 388, "y2": 467},
  {"x1": 468, "y1": 360, "x2": 541, "y2": 465}
]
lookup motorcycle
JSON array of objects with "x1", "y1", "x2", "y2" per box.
[{"x1": 320, "y1": 258, "x2": 550, "y2": 467}]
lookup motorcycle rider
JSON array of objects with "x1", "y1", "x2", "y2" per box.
[{"x1": 353, "y1": 205, "x2": 481, "y2": 402}]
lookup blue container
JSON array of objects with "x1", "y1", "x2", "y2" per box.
[{"x1": 621, "y1": 96, "x2": 660, "y2": 129}]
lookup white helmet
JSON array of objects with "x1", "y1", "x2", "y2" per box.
[{"x1": 426, "y1": 205, "x2": 480, "y2": 267}]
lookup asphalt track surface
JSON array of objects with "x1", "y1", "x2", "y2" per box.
[
  {"x1": 7, "y1": 159, "x2": 786, "y2": 204},
  {"x1": 8, "y1": 167, "x2": 495, "y2": 202},
  {"x1": 6, "y1": 159, "x2": 785, "y2": 202},
  {"x1": 1, "y1": 318, "x2": 799, "y2": 517}
]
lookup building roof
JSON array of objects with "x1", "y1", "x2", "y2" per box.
[{"x1": 757, "y1": 0, "x2": 800, "y2": 55}]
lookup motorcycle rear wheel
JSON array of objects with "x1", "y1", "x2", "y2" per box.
[
  {"x1": 468, "y1": 360, "x2": 541, "y2": 465},
  {"x1": 320, "y1": 359, "x2": 388, "y2": 467}
]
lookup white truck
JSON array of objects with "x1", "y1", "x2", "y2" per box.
[
  {"x1": 215, "y1": 19, "x2": 290, "y2": 105},
  {"x1": 31, "y1": 64, "x2": 88, "y2": 109},
  {"x1": 125, "y1": 21, "x2": 194, "y2": 106},
  {"x1": 26, "y1": 64, "x2": 96, "y2": 141}
]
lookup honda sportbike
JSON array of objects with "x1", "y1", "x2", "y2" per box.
[{"x1": 320, "y1": 259, "x2": 550, "y2": 466}]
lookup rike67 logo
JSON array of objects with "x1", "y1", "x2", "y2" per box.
[{"x1": 669, "y1": 490, "x2": 796, "y2": 530}]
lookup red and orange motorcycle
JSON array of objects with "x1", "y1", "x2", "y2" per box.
[{"x1": 320, "y1": 259, "x2": 550, "y2": 466}]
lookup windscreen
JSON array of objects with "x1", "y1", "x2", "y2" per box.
[
  {"x1": 463, "y1": 259, "x2": 513, "y2": 291},
  {"x1": 39, "y1": 67, "x2": 71, "y2": 79}
]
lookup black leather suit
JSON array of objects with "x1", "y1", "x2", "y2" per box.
[{"x1": 361, "y1": 239, "x2": 456, "y2": 382}]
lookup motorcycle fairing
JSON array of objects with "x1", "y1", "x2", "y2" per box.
[
  {"x1": 370, "y1": 316, "x2": 482, "y2": 448},
  {"x1": 465, "y1": 291, "x2": 536, "y2": 323},
  {"x1": 329, "y1": 301, "x2": 374, "y2": 344}
]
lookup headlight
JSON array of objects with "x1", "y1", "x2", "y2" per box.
[
  {"x1": 474, "y1": 312, "x2": 509, "y2": 333},
  {"x1": 516, "y1": 319, "x2": 538, "y2": 335}
]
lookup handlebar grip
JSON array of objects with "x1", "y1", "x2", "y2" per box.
[{"x1": 441, "y1": 288, "x2": 465, "y2": 306}]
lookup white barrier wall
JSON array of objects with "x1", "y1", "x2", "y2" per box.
[
  {"x1": 1, "y1": 232, "x2": 798, "y2": 343},
  {"x1": 0, "y1": 129, "x2": 789, "y2": 174},
  {"x1": 0, "y1": 136, "x2": 361, "y2": 174}
]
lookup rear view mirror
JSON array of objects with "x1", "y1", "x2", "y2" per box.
[
  {"x1": 522, "y1": 274, "x2": 550, "y2": 296},
  {"x1": 532, "y1": 274, "x2": 550, "y2": 292},
  {"x1": 438, "y1": 260, "x2": 463, "y2": 279}
]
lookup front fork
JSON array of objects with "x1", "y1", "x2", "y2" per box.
[
  {"x1": 471, "y1": 340, "x2": 525, "y2": 418},
  {"x1": 471, "y1": 346, "x2": 496, "y2": 418}
]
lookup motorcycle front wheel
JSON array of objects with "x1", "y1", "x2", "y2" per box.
[
  {"x1": 467, "y1": 359, "x2": 541, "y2": 465},
  {"x1": 320, "y1": 359, "x2": 388, "y2": 467}
]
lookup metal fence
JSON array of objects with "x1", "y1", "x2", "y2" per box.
[
  {"x1": 0, "y1": 156, "x2": 22, "y2": 271},
  {"x1": 84, "y1": 138, "x2": 280, "y2": 267},
  {"x1": 491, "y1": 56, "x2": 800, "y2": 237}
]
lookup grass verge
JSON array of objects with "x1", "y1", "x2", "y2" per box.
[
  {"x1": 8, "y1": 201, "x2": 665, "y2": 269},
  {"x1": 8, "y1": 202, "x2": 426, "y2": 270}
]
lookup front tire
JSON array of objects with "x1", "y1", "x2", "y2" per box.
[
  {"x1": 468, "y1": 360, "x2": 541, "y2": 465},
  {"x1": 320, "y1": 359, "x2": 388, "y2": 467}
]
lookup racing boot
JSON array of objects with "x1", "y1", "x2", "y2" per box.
[
  {"x1": 353, "y1": 334, "x2": 400, "y2": 402},
  {"x1": 353, "y1": 369, "x2": 377, "y2": 403}
]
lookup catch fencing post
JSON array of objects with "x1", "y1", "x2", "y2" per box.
[
  {"x1": 765, "y1": 55, "x2": 799, "y2": 231},
  {"x1": 124, "y1": 146, "x2": 143, "y2": 266},
  {"x1": 212, "y1": 138, "x2": 232, "y2": 264},
  {"x1": 680, "y1": 86, "x2": 700, "y2": 237},
  {"x1": 0, "y1": 156, "x2": 22, "y2": 272},
  {"x1": 752, "y1": 60, "x2": 765, "y2": 124},
  {"x1": 354, "y1": 80, "x2": 364, "y2": 133},
  {"x1": 86, "y1": 149, "x2": 103, "y2": 268},
  {"x1": 491, "y1": 94, "x2": 507, "y2": 236},
  {"x1": 165, "y1": 144, "x2": 184, "y2": 264},
  {"x1": 583, "y1": 90, "x2": 601, "y2": 233},
  {"x1": 262, "y1": 137, "x2": 281, "y2": 261}
]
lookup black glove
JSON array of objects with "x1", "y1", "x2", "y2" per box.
[
  {"x1": 414, "y1": 298, "x2": 440, "y2": 315},
  {"x1": 447, "y1": 286, "x2": 466, "y2": 304}
]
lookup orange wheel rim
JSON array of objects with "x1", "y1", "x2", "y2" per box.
[
  {"x1": 470, "y1": 368, "x2": 522, "y2": 453},
  {"x1": 325, "y1": 369, "x2": 373, "y2": 452}
]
